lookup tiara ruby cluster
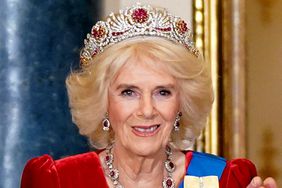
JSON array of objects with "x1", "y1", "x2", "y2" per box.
[
  {"x1": 176, "y1": 20, "x2": 188, "y2": 34},
  {"x1": 132, "y1": 8, "x2": 149, "y2": 23},
  {"x1": 80, "y1": 4, "x2": 200, "y2": 68}
]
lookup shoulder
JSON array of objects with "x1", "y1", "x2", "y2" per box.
[
  {"x1": 21, "y1": 154, "x2": 58, "y2": 188},
  {"x1": 184, "y1": 151, "x2": 257, "y2": 188},
  {"x1": 21, "y1": 152, "x2": 105, "y2": 188},
  {"x1": 55, "y1": 152, "x2": 101, "y2": 171},
  {"x1": 23, "y1": 152, "x2": 100, "y2": 172}
]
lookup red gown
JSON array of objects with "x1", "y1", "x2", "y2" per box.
[{"x1": 21, "y1": 151, "x2": 257, "y2": 188}]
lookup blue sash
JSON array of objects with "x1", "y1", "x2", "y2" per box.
[{"x1": 178, "y1": 151, "x2": 227, "y2": 188}]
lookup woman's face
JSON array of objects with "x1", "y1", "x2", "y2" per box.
[{"x1": 108, "y1": 57, "x2": 180, "y2": 156}]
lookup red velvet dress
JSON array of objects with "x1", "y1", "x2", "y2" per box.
[{"x1": 21, "y1": 151, "x2": 257, "y2": 188}]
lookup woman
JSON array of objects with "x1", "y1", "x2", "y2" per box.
[{"x1": 21, "y1": 4, "x2": 277, "y2": 188}]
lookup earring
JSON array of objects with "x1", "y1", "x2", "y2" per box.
[
  {"x1": 173, "y1": 112, "x2": 182, "y2": 131},
  {"x1": 102, "y1": 113, "x2": 110, "y2": 131}
]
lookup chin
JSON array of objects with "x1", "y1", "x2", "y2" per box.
[
  {"x1": 116, "y1": 127, "x2": 170, "y2": 157},
  {"x1": 128, "y1": 141, "x2": 165, "y2": 157}
]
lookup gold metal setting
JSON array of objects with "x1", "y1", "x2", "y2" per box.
[
  {"x1": 193, "y1": 0, "x2": 248, "y2": 158},
  {"x1": 193, "y1": 0, "x2": 219, "y2": 155}
]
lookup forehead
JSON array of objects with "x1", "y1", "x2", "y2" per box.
[{"x1": 112, "y1": 56, "x2": 177, "y2": 86}]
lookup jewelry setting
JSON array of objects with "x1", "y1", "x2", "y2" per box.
[
  {"x1": 104, "y1": 145, "x2": 176, "y2": 188},
  {"x1": 80, "y1": 3, "x2": 200, "y2": 68}
]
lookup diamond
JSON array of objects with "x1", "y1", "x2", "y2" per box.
[
  {"x1": 166, "y1": 146, "x2": 172, "y2": 154},
  {"x1": 80, "y1": 4, "x2": 200, "y2": 68}
]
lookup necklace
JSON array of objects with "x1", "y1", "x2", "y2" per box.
[{"x1": 104, "y1": 145, "x2": 176, "y2": 188}]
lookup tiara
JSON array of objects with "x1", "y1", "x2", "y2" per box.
[{"x1": 80, "y1": 3, "x2": 200, "y2": 67}]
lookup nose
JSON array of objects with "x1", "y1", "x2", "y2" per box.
[{"x1": 138, "y1": 93, "x2": 156, "y2": 119}]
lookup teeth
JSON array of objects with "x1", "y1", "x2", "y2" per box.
[{"x1": 134, "y1": 125, "x2": 158, "y2": 133}]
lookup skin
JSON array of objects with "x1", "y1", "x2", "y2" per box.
[
  {"x1": 247, "y1": 177, "x2": 277, "y2": 188},
  {"x1": 98, "y1": 56, "x2": 277, "y2": 188},
  {"x1": 108, "y1": 59, "x2": 180, "y2": 157},
  {"x1": 99, "y1": 57, "x2": 186, "y2": 187}
]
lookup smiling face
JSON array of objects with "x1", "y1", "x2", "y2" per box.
[{"x1": 108, "y1": 57, "x2": 180, "y2": 157}]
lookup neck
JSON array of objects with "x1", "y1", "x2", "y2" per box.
[
  {"x1": 101, "y1": 142, "x2": 186, "y2": 188},
  {"x1": 112, "y1": 142, "x2": 167, "y2": 187},
  {"x1": 114, "y1": 142, "x2": 166, "y2": 177}
]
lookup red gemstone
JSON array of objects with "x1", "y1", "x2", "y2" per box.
[
  {"x1": 166, "y1": 179, "x2": 173, "y2": 187},
  {"x1": 91, "y1": 49, "x2": 98, "y2": 57},
  {"x1": 176, "y1": 20, "x2": 188, "y2": 34},
  {"x1": 132, "y1": 8, "x2": 149, "y2": 23},
  {"x1": 112, "y1": 31, "x2": 124, "y2": 36},
  {"x1": 176, "y1": 121, "x2": 180, "y2": 127},
  {"x1": 110, "y1": 170, "x2": 115, "y2": 177},
  {"x1": 92, "y1": 26, "x2": 106, "y2": 39},
  {"x1": 105, "y1": 155, "x2": 110, "y2": 161},
  {"x1": 169, "y1": 162, "x2": 174, "y2": 169}
]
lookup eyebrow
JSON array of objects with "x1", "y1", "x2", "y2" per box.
[
  {"x1": 116, "y1": 84, "x2": 138, "y2": 90},
  {"x1": 115, "y1": 84, "x2": 177, "y2": 90}
]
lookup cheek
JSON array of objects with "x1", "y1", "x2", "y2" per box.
[
  {"x1": 156, "y1": 98, "x2": 180, "y2": 122},
  {"x1": 108, "y1": 98, "x2": 137, "y2": 127}
]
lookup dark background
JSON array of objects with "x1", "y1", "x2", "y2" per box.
[{"x1": 0, "y1": 0, "x2": 101, "y2": 187}]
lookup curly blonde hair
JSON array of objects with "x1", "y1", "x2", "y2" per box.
[{"x1": 66, "y1": 37, "x2": 213, "y2": 150}]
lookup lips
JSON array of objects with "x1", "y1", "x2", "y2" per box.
[{"x1": 132, "y1": 124, "x2": 160, "y2": 137}]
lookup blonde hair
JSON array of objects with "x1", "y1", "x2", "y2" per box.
[{"x1": 66, "y1": 37, "x2": 213, "y2": 150}]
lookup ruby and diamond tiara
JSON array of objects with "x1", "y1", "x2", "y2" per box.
[{"x1": 80, "y1": 3, "x2": 200, "y2": 67}]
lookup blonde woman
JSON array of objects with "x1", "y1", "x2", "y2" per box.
[{"x1": 21, "y1": 4, "x2": 277, "y2": 188}]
